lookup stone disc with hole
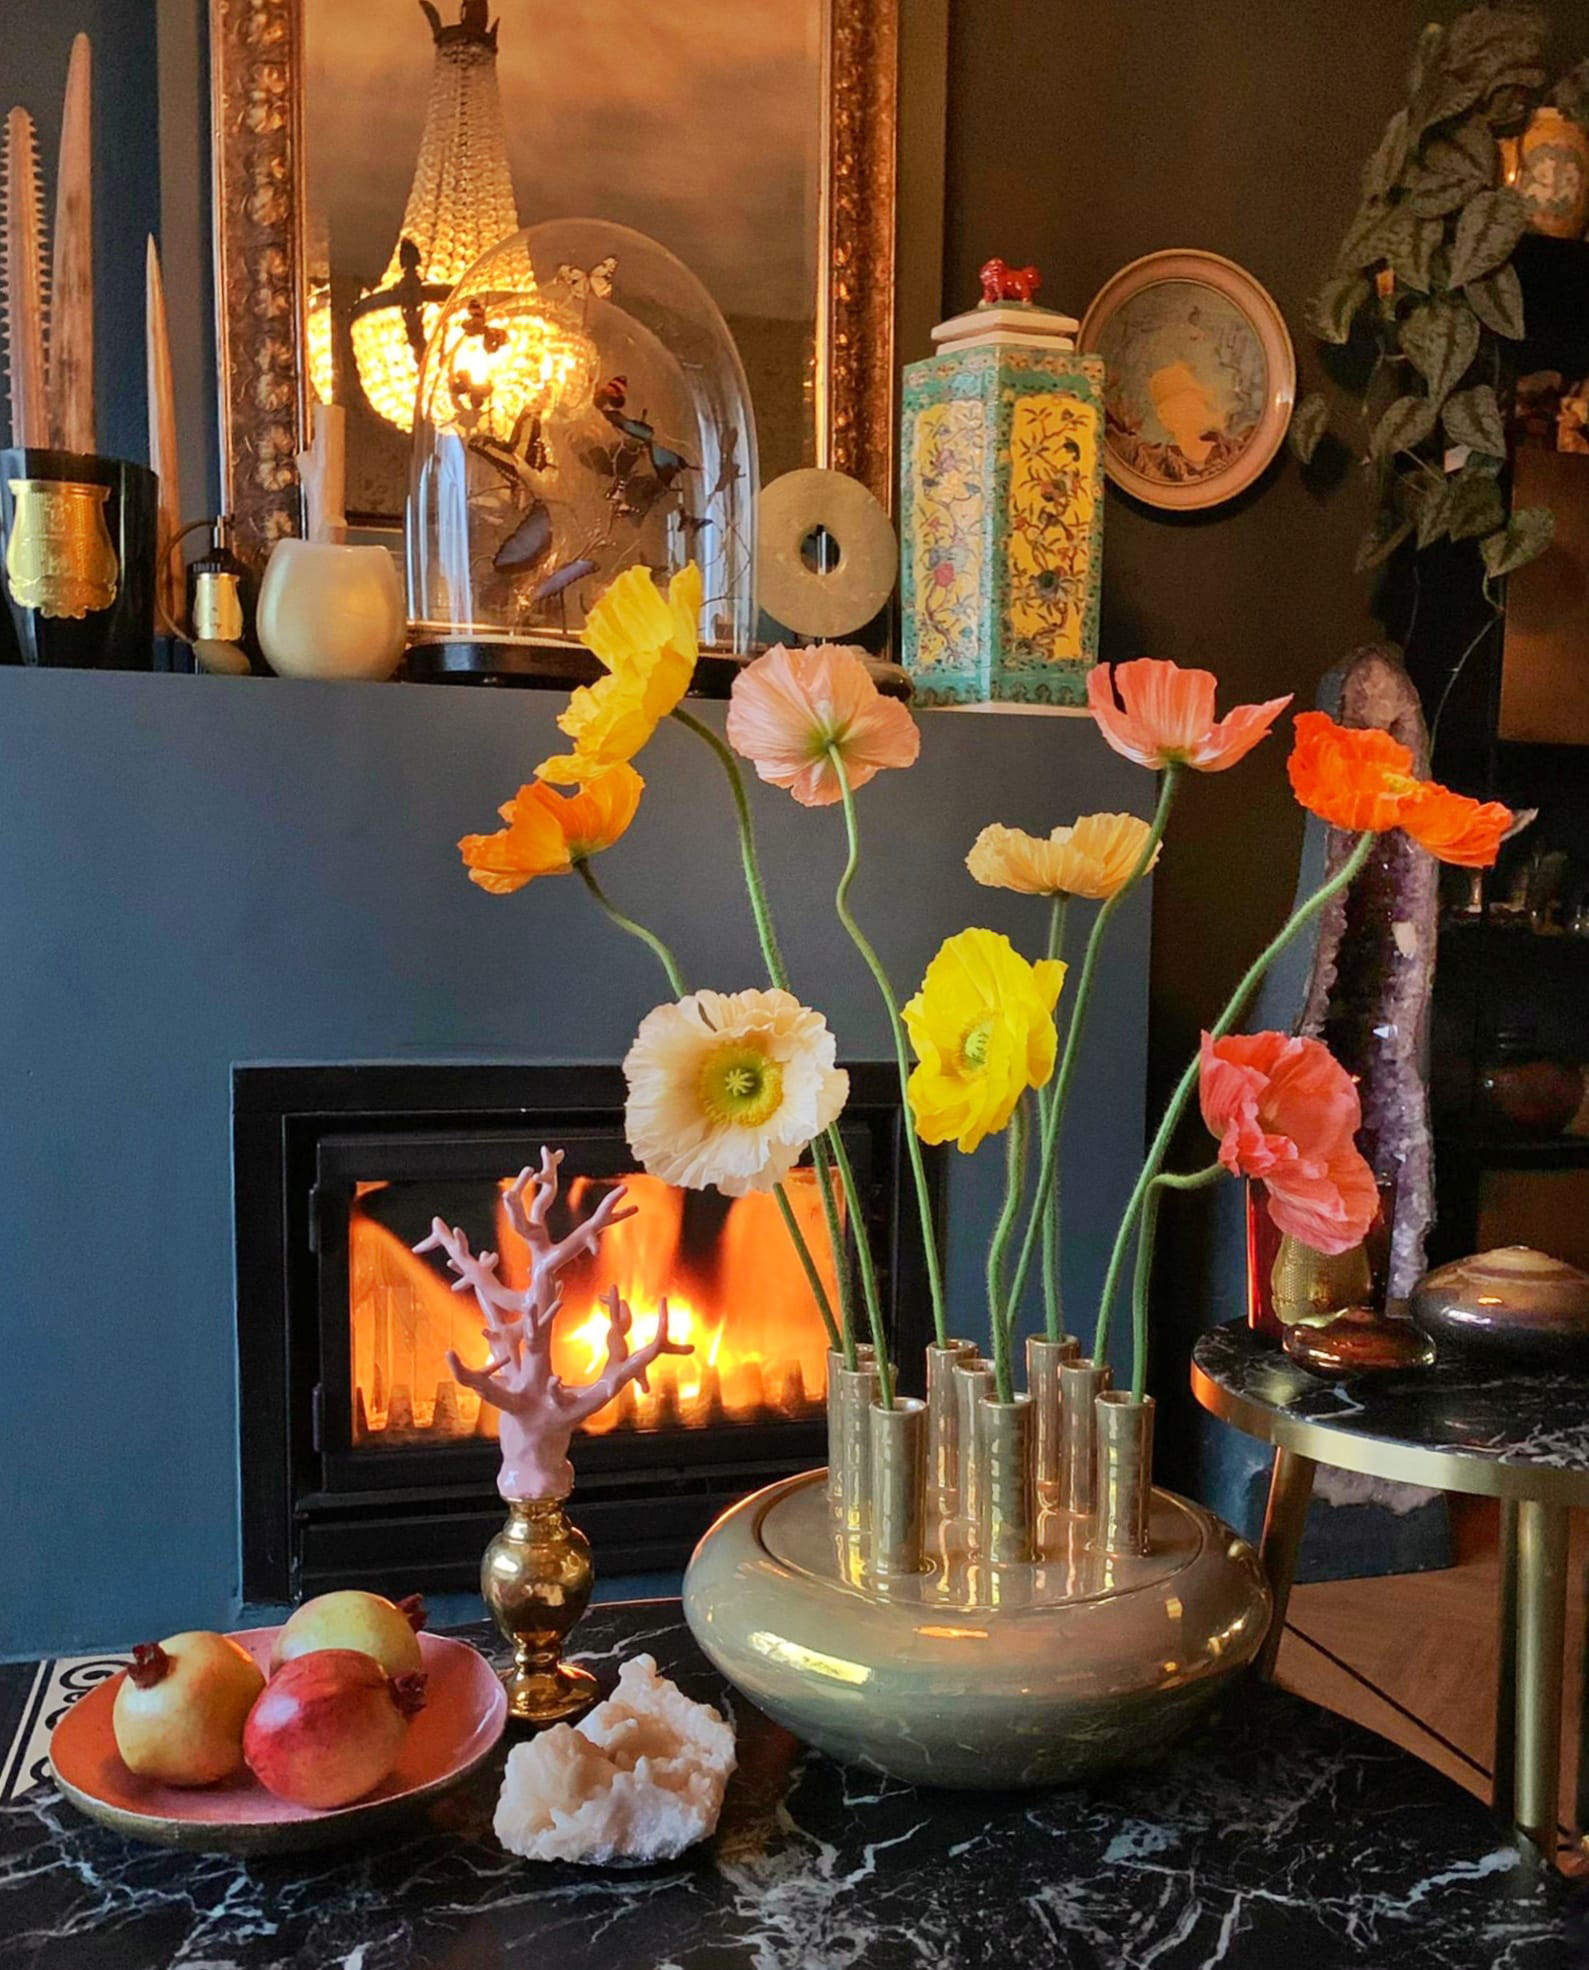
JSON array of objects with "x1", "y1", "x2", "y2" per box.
[{"x1": 756, "y1": 468, "x2": 898, "y2": 639}]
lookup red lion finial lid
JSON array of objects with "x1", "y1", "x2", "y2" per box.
[{"x1": 978, "y1": 258, "x2": 1042, "y2": 307}]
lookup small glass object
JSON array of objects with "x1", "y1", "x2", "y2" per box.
[{"x1": 407, "y1": 219, "x2": 757, "y2": 676}]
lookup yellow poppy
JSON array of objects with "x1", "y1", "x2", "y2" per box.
[
  {"x1": 459, "y1": 763, "x2": 643, "y2": 893},
  {"x1": 902, "y1": 928, "x2": 1065, "y2": 1153},
  {"x1": 966, "y1": 812, "x2": 1162, "y2": 901},
  {"x1": 537, "y1": 563, "x2": 703, "y2": 785}
]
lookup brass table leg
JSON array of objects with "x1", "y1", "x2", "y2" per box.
[
  {"x1": 1256, "y1": 1447, "x2": 1316, "y2": 1681},
  {"x1": 1515, "y1": 1498, "x2": 1568, "y2": 1859},
  {"x1": 1494, "y1": 1497, "x2": 1518, "y2": 1829}
]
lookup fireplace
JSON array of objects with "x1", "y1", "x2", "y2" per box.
[{"x1": 235, "y1": 1063, "x2": 935, "y2": 1602}]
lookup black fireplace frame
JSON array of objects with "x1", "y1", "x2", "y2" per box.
[{"x1": 234, "y1": 1062, "x2": 939, "y2": 1602}]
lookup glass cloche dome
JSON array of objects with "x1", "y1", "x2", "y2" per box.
[{"x1": 406, "y1": 219, "x2": 758, "y2": 678}]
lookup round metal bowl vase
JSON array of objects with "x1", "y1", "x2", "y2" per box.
[{"x1": 682, "y1": 1470, "x2": 1270, "y2": 1790}]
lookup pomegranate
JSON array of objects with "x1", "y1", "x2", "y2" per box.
[
  {"x1": 111, "y1": 1631, "x2": 265, "y2": 1786},
  {"x1": 269, "y1": 1590, "x2": 427, "y2": 1680},
  {"x1": 244, "y1": 1648, "x2": 426, "y2": 1808}
]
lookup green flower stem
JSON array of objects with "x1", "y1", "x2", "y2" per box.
[
  {"x1": 774, "y1": 1180, "x2": 841, "y2": 1353},
  {"x1": 1093, "y1": 827, "x2": 1377, "y2": 1369},
  {"x1": 828, "y1": 747, "x2": 948, "y2": 1347},
  {"x1": 576, "y1": 862, "x2": 687, "y2": 996},
  {"x1": 1003, "y1": 768, "x2": 1181, "y2": 1339},
  {"x1": 809, "y1": 1132, "x2": 857, "y2": 1367},
  {"x1": 1130, "y1": 1165, "x2": 1222, "y2": 1402},
  {"x1": 986, "y1": 1096, "x2": 1030, "y2": 1402},
  {"x1": 827, "y1": 1122, "x2": 894, "y2": 1404},
  {"x1": 672, "y1": 705, "x2": 860, "y2": 1364},
  {"x1": 575, "y1": 844, "x2": 847, "y2": 1359},
  {"x1": 672, "y1": 708, "x2": 791, "y2": 987},
  {"x1": 1039, "y1": 895, "x2": 1070, "y2": 1340}
]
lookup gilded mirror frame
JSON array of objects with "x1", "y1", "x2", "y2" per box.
[{"x1": 209, "y1": 0, "x2": 899, "y2": 565}]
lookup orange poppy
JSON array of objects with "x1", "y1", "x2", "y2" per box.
[
  {"x1": 459, "y1": 764, "x2": 643, "y2": 893},
  {"x1": 1287, "y1": 712, "x2": 1511, "y2": 868},
  {"x1": 1398, "y1": 782, "x2": 1514, "y2": 869}
]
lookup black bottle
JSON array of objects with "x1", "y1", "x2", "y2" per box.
[{"x1": 186, "y1": 514, "x2": 260, "y2": 671}]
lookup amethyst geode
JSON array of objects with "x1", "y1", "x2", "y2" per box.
[{"x1": 1291, "y1": 647, "x2": 1438, "y2": 1304}]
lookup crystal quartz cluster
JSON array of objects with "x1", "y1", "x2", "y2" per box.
[{"x1": 493, "y1": 1655, "x2": 736, "y2": 1864}]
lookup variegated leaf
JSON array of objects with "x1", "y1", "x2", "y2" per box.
[
  {"x1": 1447, "y1": 187, "x2": 1528, "y2": 287},
  {"x1": 1398, "y1": 297, "x2": 1479, "y2": 405},
  {"x1": 1289, "y1": 392, "x2": 1329, "y2": 464},
  {"x1": 1464, "y1": 263, "x2": 1524, "y2": 338},
  {"x1": 1481, "y1": 505, "x2": 1555, "y2": 578},
  {"x1": 1442, "y1": 383, "x2": 1506, "y2": 455},
  {"x1": 1371, "y1": 393, "x2": 1438, "y2": 461}
]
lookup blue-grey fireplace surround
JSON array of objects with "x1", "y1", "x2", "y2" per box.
[{"x1": 0, "y1": 670, "x2": 1150, "y2": 1658}]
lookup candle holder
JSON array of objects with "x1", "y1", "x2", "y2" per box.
[{"x1": 1, "y1": 449, "x2": 156, "y2": 667}]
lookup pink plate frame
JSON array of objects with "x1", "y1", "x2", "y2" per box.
[{"x1": 1079, "y1": 248, "x2": 1296, "y2": 513}]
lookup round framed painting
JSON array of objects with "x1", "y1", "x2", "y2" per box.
[{"x1": 1079, "y1": 250, "x2": 1296, "y2": 511}]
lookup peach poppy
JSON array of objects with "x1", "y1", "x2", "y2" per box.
[
  {"x1": 459, "y1": 764, "x2": 643, "y2": 894},
  {"x1": 1198, "y1": 1031, "x2": 1379, "y2": 1255},
  {"x1": 966, "y1": 813, "x2": 1162, "y2": 900},
  {"x1": 1287, "y1": 712, "x2": 1511, "y2": 867},
  {"x1": 1087, "y1": 659, "x2": 1291, "y2": 773},
  {"x1": 726, "y1": 643, "x2": 920, "y2": 807}
]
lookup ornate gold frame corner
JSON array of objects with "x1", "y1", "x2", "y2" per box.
[
  {"x1": 824, "y1": 0, "x2": 899, "y2": 510},
  {"x1": 210, "y1": 0, "x2": 307, "y2": 565},
  {"x1": 209, "y1": 0, "x2": 901, "y2": 567}
]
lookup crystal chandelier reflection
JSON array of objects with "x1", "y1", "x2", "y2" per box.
[{"x1": 350, "y1": 0, "x2": 534, "y2": 433}]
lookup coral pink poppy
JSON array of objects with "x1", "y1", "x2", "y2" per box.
[
  {"x1": 726, "y1": 643, "x2": 920, "y2": 807},
  {"x1": 1198, "y1": 1031, "x2": 1379, "y2": 1255},
  {"x1": 1088, "y1": 659, "x2": 1292, "y2": 773}
]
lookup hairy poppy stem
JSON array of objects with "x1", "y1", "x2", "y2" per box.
[
  {"x1": 1130, "y1": 1165, "x2": 1222, "y2": 1402},
  {"x1": 987, "y1": 1097, "x2": 1030, "y2": 1401},
  {"x1": 1039, "y1": 895, "x2": 1069, "y2": 1339},
  {"x1": 773, "y1": 1180, "x2": 841, "y2": 1353},
  {"x1": 828, "y1": 748, "x2": 949, "y2": 1349},
  {"x1": 1094, "y1": 828, "x2": 1377, "y2": 1375},
  {"x1": 575, "y1": 861, "x2": 687, "y2": 997},
  {"x1": 1004, "y1": 768, "x2": 1180, "y2": 1341},
  {"x1": 672, "y1": 707, "x2": 864, "y2": 1372}
]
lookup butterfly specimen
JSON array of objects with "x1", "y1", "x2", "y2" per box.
[
  {"x1": 492, "y1": 497, "x2": 552, "y2": 574},
  {"x1": 594, "y1": 375, "x2": 696, "y2": 486},
  {"x1": 554, "y1": 255, "x2": 617, "y2": 302}
]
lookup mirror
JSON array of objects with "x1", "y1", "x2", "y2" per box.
[
  {"x1": 304, "y1": 1, "x2": 822, "y2": 528},
  {"x1": 211, "y1": 0, "x2": 900, "y2": 564}
]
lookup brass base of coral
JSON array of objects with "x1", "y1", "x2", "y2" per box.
[{"x1": 481, "y1": 1498, "x2": 598, "y2": 1727}]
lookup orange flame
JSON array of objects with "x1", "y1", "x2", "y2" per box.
[{"x1": 347, "y1": 1170, "x2": 839, "y2": 1444}]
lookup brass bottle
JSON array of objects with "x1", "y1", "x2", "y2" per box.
[{"x1": 481, "y1": 1498, "x2": 597, "y2": 1726}]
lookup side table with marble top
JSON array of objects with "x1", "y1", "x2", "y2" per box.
[{"x1": 1193, "y1": 1317, "x2": 1589, "y2": 1862}]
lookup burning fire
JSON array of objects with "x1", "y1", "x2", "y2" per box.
[{"x1": 348, "y1": 1171, "x2": 839, "y2": 1443}]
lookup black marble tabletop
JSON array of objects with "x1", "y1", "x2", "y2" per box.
[
  {"x1": 0, "y1": 1600, "x2": 1583, "y2": 1969},
  {"x1": 1193, "y1": 1319, "x2": 1589, "y2": 1498}
]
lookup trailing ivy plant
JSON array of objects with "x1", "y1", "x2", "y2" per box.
[{"x1": 1295, "y1": 6, "x2": 1561, "y2": 585}]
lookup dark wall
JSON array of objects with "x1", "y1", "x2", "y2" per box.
[
  {"x1": 0, "y1": 2, "x2": 162, "y2": 463},
  {"x1": 942, "y1": 0, "x2": 1585, "y2": 1462},
  {"x1": 0, "y1": 675, "x2": 1149, "y2": 1657}
]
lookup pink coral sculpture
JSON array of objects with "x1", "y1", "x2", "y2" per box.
[{"x1": 413, "y1": 1146, "x2": 692, "y2": 1501}]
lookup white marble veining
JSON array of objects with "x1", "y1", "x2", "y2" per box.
[{"x1": 0, "y1": 1607, "x2": 1581, "y2": 1967}]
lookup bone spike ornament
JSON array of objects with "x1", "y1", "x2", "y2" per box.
[
  {"x1": 50, "y1": 34, "x2": 94, "y2": 453},
  {"x1": 2, "y1": 108, "x2": 49, "y2": 450}
]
